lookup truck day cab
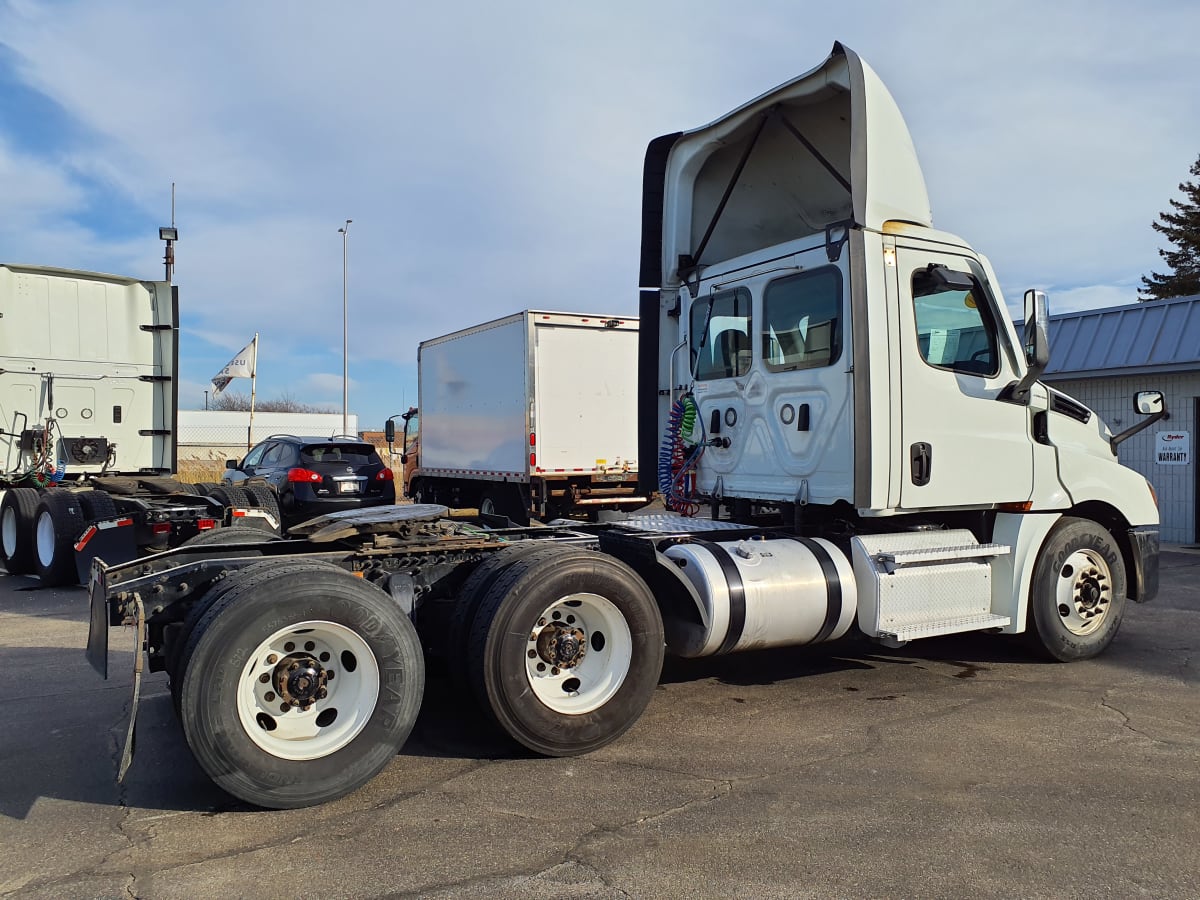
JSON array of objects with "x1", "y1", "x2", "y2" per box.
[{"x1": 87, "y1": 44, "x2": 1162, "y2": 809}]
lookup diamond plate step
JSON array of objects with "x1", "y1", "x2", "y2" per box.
[{"x1": 881, "y1": 613, "x2": 1012, "y2": 642}]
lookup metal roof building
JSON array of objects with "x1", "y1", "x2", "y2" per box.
[{"x1": 1041, "y1": 294, "x2": 1200, "y2": 543}]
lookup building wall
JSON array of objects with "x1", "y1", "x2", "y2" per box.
[
  {"x1": 1048, "y1": 373, "x2": 1198, "y2": 544},
  {"x1": 176, "y1": 411, "x2": 360, "y2": 461}
]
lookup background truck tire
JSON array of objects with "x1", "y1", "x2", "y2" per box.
[
  {"x1": 77, "y1": 489, "x2": 118, "y2": 522},
  {"x1": 241, "y1": 484, "x2": 283, "y2": 533},
  {"x1": 467, "y1": 546, "x2": 664, "y2": 757},
  {"x1": 479, "y1": 486, "x2": 528, "y2": 526},
  {"x1": 193, "y1": 482, "x2": 223, "y2": 496},
  {"x1": 177, "y1": 560, "x2": 425, "y2": 809},
  {"x1": 1026, "y1": 516, "x2": 1128, "y2": 662},
  {"x1": 208, "y1": 485, "x2": 251, "y2": 509},
  {"x1": 34, "y1": 491, "x2": 85, "y2": 586},
  {"x1": 1, "y1": 487, "x2": 41, "y2": 575}
]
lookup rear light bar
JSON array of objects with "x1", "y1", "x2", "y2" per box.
[{"x1": 288, "y1": 468, "x2": 322, "y2": 483}]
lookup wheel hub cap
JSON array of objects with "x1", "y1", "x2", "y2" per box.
[
  {"x1": 274, "y1": 655, "x2": 328, "y2": 709},
  {"x1": 536, "y1": 625, "x2": 587, "y2": 668}
]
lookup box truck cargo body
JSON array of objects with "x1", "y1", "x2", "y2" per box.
[{"x1": 408, "y1": 310, "x2": 644, "y2": 520}]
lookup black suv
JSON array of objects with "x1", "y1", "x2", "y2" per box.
[{"x1": 223, "y1": 434, "x2": 395, "y2": 526}]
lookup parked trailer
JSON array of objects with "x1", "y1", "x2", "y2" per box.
[
  {"x1": 0, "y1": 264, "x2": 277, "y2": 585},
  {"x1": 88, "y1": 44, "x2": 1161, "y2": 809},
  {"x1": 404, "y1": 310, "x2": 645, "y2": 522}
]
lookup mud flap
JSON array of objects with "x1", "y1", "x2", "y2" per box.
[
  {"x1": 118, "y1": 594, "x2": 146, "y2": 783},
  {"x1": 85, "y1": 561, "x2": 111, "y2": 678},
  {"x1": 74, "y1": 518, "x2": 138, "y2": 585}
]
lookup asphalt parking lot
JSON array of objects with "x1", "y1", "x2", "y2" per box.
[{"x1": 1, "y1": 548, "x2": 1198, "y2": 899}]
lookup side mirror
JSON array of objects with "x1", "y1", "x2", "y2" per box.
[
  {"x1": 1022, "y1": 289, "x2": 1050, "y2": 372},
  {"x1": 384, "y1": 419, "x2": 395, "y2": 443},
  {"x1": 225, "y1": 458, "x2": 238, "y2": 469},
  {"x1": 1135, "y1": 390, "x2": 1164, "y2": 416},
  {"x1": 1111, "y1": 390, "x2": 1169, "y2": 451},
  {"x1": 400, "y1": 454, "x2": 408, "y2": 464}
]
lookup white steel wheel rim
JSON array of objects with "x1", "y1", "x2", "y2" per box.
[
  {"x1": 525, "y1": 592, "x2": 632, "y2": 715},
  {"x1": 237, "y1": 619, "x2": 380, "y2": 760},
  {"x1": 35, "y1": 510, "x2": 56, "y2": 568},
  {"x1": 1055, "y1": 548, "x2": 1113, "y2": 636},
  {"x1": 2, "y1": 507, "x2": 17, "y2": 557}
]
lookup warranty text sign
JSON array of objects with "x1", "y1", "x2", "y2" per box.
[{"x1": 1156, "y1": 430, "x2": 1191, "y2": 465}]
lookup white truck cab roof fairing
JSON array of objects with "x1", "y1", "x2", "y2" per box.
[{"x1": 655, "y1": 42, "x2": 931, "y2": 289}]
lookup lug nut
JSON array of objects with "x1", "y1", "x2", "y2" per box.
[
  {"x1": 280, "y1": 703, "x2": 289, "y2": 713},
  {"x1": 267, "y1": 654, "x2": 278, "y2": 664},
  {"x1": 259, "y1": 673, "x2": 270, "y2": 683},
  {"x1": 265, "y1": 692, "x2": 276, "y2": 702},
  {"x1": 528, "y1": 649, "x2": 537, "y2": 658},
  {"x1": 327, "y1": 671, "x2": 335, "y2": 680},
  {"x1": 316, "y1": 688, "x2": 328, "y2": 700}
]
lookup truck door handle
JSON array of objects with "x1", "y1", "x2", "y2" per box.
[{"x1": 910, "y1": 442, "x2": 932, "y2": 486}]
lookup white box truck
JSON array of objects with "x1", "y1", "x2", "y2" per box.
[
  {"x1": 403, "y1": 310, "x2": 645, "y2": 521},
  {"x1": 88, "y1": 44, "x2": 1163, "y2": 810},
  {"x1": 0, "y1": 264, "x2": 274, "y2": 585}
]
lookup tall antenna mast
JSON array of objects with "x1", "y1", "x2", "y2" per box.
[{"x1": 159, "y1": 182, "x2": 178, "y2": 282}]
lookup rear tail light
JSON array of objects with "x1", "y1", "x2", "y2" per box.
[
  {"x1": 197, "y1": 518, "x2": 216, "y2": 531},
  {"x1": 288, "y1": 468, "x2": 322, "y2": 483},
  {"x1": 375, "y1": 468, "x2": 394, "y2": 481},
  {"x1": 151, "y1": 522, "x2": 172, "y2": 535}
]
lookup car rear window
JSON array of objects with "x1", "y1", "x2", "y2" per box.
[{"x1": 300, "y1": 444, "x2": 379, "y2": 466}]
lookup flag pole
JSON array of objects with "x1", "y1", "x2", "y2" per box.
[{"x1": 247, "y1": 333, "x2": 259, "y2": 450}]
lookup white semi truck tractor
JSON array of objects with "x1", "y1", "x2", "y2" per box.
[{"x1": 87, "y1": 44, "x2": 1162, "y2": 809}]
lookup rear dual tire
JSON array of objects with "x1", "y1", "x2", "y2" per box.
[
  {"x1": 176, "y1": 560, "x2": 424, "y2": 809},
  {"x1": 466, "y1": 546, "x2": 664, "y2": 757},
  {"x1": 34, "y1": 491, "x2": 85, "y2": 586},
  {"x1": 1, "y1": 488, "x2": 41, "y2": 575}
]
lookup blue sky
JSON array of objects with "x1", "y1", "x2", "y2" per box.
[{"x1": 2, "y1": 0, "x2": 1199, "y2": 429}]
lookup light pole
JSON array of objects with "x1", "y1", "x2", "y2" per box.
[{"x1": 338, "y1": 219, "x2": 352, "y2": 435}]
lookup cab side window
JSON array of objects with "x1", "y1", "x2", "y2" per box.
[
  {"x1": 690, "y1": 287, "x2": 752, "y2": 380},
  {"x1": 762, "y1": 267, "x2": 842, "y2": 371},
  {"x1": 911, "y1": 267, "x2": 999, "y2": 376}
]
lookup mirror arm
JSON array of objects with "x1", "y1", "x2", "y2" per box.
[{"x1": 1110, "y1": 404, "x2": 1169, "y2": 451}]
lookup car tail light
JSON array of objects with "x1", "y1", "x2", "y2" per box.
[
  {"x1": 288, "y1": 468, "x2": 322, "y2": 483},
  {"x1": 375, "y1": 468, "x2": 394, "y2": 481}
]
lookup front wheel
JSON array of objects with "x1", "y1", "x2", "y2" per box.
[
  {"x1": 1026, "y1": 517, "x2": 1128, "y2": 662},
  {"x1": 177, "y1": 560, "x2": 425, "y2": 808},
  {"x1": 468, "y1": 547, "x2": 664, "y2": 756}
]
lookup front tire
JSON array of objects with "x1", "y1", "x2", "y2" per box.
[
  {"x1": 467, "y1": 547, "x2": 664, "y2": 756},
  {"x1": 177, "y1": 560, "x2": 424, "y2": 808},
  {"x1": 1026, "y1": 517, "x2": 1127, "y2": 662}
]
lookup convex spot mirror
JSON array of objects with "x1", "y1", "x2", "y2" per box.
[{"x1": 1135, "y1": 390, "x2": 1164, "y2": 415}]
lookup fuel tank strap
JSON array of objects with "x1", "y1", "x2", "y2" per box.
[
  {"x1": 692, "y1": 539, "x2": 746, "y2": 654},
  {"x1": 788, "y1": 536, "x2": 844, "y2": 644}
]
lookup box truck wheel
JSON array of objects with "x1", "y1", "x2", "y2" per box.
[
  {"x1": 468, "y1": 547, "x2": 664, "y2": 756},
  {"x1": 1, "y1": 487, "x2": 41, "y2": 575},
  {"x1": 479, "y1": 487, "x2": 528, "y2": 525},
  {"x1": 176, "y1": 559, "x2": 424, "y2": 809},
  {"x1": 1026, "y1": 517, "x2": 1127, "y2": 662},
  {"x1": 34, "y1": 491, "x2": 85, "y2": 586}
]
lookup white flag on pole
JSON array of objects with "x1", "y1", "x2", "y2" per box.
[{"x1": 211, "y1": 336, "x2": 257, "y2": 394}]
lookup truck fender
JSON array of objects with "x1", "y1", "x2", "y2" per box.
[
  {"x1": 990, "y1": 511, "x2": 1061, "y2": 634},
  {"x1": 603, "y1": 545, "x2": 709, "y2": 658}
]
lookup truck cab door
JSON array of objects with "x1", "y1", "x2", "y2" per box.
[{"x1": 894, "y1": 243, "x2": 1033, "y2": 509}]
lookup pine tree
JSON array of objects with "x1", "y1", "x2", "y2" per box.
[{"x1": 1140, "y1": 154, "x2": 1200, "y2": 300}]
